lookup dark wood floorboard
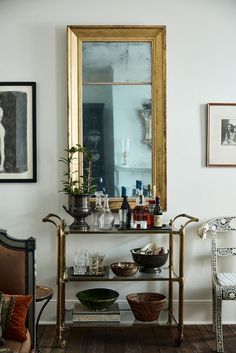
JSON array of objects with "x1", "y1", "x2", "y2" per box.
[
  {"x1": 105, "y1": 328, "x2": 124, "y2": 353},
  {"x1": 139, "y1": 327, "x2": 159, "y2": 353},
  {"x1": 38, "y1": 325, "x2": 236, "y2": 353},
  {"x1": 222, "y1": 326, "x2": 236, "y2": 353}
]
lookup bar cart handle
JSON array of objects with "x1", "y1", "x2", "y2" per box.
[
  {"x1": 169, "y1": 213, "x2": 199, "y2": 230},
  {"x1": 42, "y1": 213, "x2": 66, "y2": 230}
]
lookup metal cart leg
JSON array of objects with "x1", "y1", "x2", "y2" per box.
[
  {"x1": 170, "y1": 214, "x2": 199, "y2": 346},
  {"x1": 42, "y1": 214, "x2": 67, "y2": 348}
]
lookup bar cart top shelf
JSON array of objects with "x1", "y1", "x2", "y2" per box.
[
  {"x1": 42, "y1": 213, "x2": 198, "y2": 235},
  {"x1": 67, "y1": 224, "x2": 177, "y2": 235}
]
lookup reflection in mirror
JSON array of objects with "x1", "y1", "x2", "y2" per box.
[
  {"x1": 82, "y1": 42, "x2": 152, "y2": 197},
  {"x1": 67, "y1": 26, "x2": 166, "y2": 209},
  {"x1": 82, "y1": 42, "x2": 151, "y2": 83}
]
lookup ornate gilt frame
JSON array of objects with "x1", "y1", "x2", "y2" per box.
[{"x1": 67, "y1": 25, "x2": 167, "y2": 210}]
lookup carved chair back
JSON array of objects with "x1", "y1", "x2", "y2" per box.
[{"x1": 200, "y1": 217, "x2": 236, "y2": 275}]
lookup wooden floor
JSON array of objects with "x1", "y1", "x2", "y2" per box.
[{"x1": 38, "y1": 325, "x2": 236, "y2": 353}]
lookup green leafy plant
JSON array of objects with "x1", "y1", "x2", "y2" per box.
[{"x1": 59, "y1": 144, "x2": 97, "y2": 195}]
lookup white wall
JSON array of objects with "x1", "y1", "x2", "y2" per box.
[{"x1": 1, "y1": 0, "x2": 236, "y2": 323}]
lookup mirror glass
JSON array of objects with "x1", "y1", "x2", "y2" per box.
[
  {"x1": 67, "y1": 26, "x2": 166, "y2": 209},
  {"x1": 82, "y1": 42, "x2": 151, "y2": 82},
  {"x1": 82, "y1": 42, "x2": 152, "y2": 197}
]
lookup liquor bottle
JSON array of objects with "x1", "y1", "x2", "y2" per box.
[
  {"x1": 119, "y1": 186, "x2": 131, "y2": 229},
  {"x1": 98, "y1": 194, "x2": 114, "y2": 230},
  {"x1": 153, "y1": 195, "x2": 163, "y2": 228},
  {"x1": 135, "y1": 180, "x2": 140, "y2": 202},
  {"x1": 147, "y1": 184, "x2": 152, "y2": 198},
  {"x1": 133, "y1": 181, "x2": 149, "y2": 229},
  {"x1": 147, "y1": 184, "x2": 156, "y2": 228},
  {"x1": 147, "y1": 199, "x2": 155, "y2": 228}
]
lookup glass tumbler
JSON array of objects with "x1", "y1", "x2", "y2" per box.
[
  {"x1": 97, "y1": 253, "x2": 105, "y2": 274},
  {"x1": 89, "y1": 253, "x2": 99, "y2": 275},
  {"x1": 73, "y1": 249, "x2": 89, "y2": 275}
]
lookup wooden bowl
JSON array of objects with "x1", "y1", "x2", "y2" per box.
[
  {"x1": 110, "y1": 262, "x2": 139, "y2": 277},
  {"x1": 126, "y1": 292, "x2": 166, "y2": 321}
]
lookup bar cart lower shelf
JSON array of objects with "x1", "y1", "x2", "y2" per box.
[
  {"x1": 65, "y1": 307, "x2": 178, "y2": 327},
  {"x1": 42, "y1": 213, "x2": 198, "y2": 348}
]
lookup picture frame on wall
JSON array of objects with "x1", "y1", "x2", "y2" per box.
[
  {"x1": 207, "y1": 103, "x2": 236, "y2": 167},
  {"x1": 0, "y1": 82, "x2": 36, "y2": 182}
]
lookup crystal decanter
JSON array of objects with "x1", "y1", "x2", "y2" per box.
[{"x1": 98, "y1": 194, "x2": 114, "y2": 230}]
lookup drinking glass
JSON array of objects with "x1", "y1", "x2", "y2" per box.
[
  {"x1": 73, "y1": 249, "x2": 89, "y2": 275},
  {"x1": 97, "y1": 253, "x2": 105, "y2": 274},
  {"x1": 89, "y1": 252, "x2": 105, "y2": 275},
  {"x1": 89, "y1": 253, "x2": 99, "y2": 275}
]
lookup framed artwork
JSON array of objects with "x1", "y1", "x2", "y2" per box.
[
  {"x1": 0, "y1": 82, "x2": 36, "y2": 182},
  {"x1": 207, "y1": 103, "x2": 236, "y2": 167}
]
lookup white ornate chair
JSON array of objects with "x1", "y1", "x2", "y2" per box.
[{"x1": 199, "y1": 216, "x2": 236, "y2": 353}]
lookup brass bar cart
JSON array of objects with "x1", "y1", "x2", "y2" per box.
[{"x1": 43, "y1": 213, "x2": 198, "y2": 348}]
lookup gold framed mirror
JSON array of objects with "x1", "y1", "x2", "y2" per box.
[{"x1": 67, "y1": 25, "x2": 166, "y2": 210}]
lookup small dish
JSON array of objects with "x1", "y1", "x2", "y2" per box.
[{"x1": 110, "y1": 262, "x2": 139, "y2": 277}]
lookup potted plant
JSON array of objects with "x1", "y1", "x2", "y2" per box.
[{"x1": 59, "y1": 144, "x2": 96, "y2": 231}]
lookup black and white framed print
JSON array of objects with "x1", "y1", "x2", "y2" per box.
[
  {"x1": 0, "y1": 82, "x2": 36, "y2": 182},
  {"x1": 207, "y1": 103, "x2": 236, "y2": 167}
]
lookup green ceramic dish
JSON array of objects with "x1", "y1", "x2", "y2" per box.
[{"x1": 76, "y1": 288, "x2": 119, "y2": 310}]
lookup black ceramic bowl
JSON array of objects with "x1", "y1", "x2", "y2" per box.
[
  {"x1": 76, "y1": 288, "x2": 119, "y2": 310},
  {"x1": 131, "y1": 248, "x2": 169, "y2": 274}
]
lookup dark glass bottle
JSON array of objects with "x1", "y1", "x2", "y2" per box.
[
  {"x1": 147, "y1": 184, "x2": 152, "y2": 198},
  {"x1": 135, "y1": 180, "x2": 140, "y2": 200},
  {"x1": 153, "y1": 195, "x2": 163, "y2": 228},
  {"x1": 119, "y1": 187, "x2": 131, "y2": 229}
]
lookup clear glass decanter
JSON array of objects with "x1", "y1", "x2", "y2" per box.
[
  {"x1": 91, "y1": 192, "x2": 104, "y2": 231},
  {"x1": 98, "y1": 194, "x2": 114, "y2": 230}
]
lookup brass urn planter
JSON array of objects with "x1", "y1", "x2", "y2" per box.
[{"x1": 63, "y1": 194, "x2": 91, "y2": 232}]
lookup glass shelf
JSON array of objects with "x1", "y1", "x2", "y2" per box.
[
  {"x1": 66, "y1": 224, "x2": 179, "y2": 235},
  {"x1": 65, "y1": 308, "x2": 178, "y2": 328},
  {"x1": 65, "y1": 266, "x2": 179, "y2": 282}
]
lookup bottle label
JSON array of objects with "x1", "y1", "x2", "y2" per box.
[
  {"x1": 119, "y1": 209, "x2": 127, "y2": 228},
  {"x1": 154, "y1": 215, "x2": 162, "y2": 227},
  {"x1": 119, "y1": 209, "x2": 127, "y2": 221},
  {"x1": 140, "y1": 220, "x2": 147, "y2": 229}
]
